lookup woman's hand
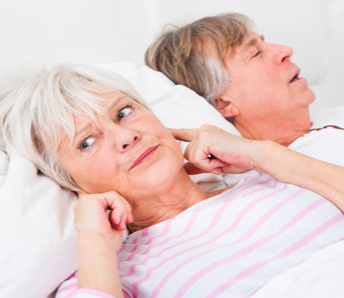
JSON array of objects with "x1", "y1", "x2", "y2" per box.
[
  {"x1": 170, "y1": 124, "x2": 263, "y2": 175},
  {"x1": 74, "y1": 191, "x2": 131, "y2": 297},
  {"x1": 171, "y1": 125, "x2": 344, "y2": 212},
  {"x1": 74, "y1": 191, "x2": 133, "y2": 252}
]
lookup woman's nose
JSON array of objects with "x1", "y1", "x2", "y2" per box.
[
  {"x1": 111, "y1": 125, "x2": 141, "y2": 153},
  {"x1": 120, "y1": 134, "x2": 140, "y2": 151}
]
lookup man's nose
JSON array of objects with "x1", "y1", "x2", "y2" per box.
[{"x1": 270, "y1": 43, "x2": 293, "y2": 63}]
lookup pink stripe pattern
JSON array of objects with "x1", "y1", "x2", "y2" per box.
[
  {"x1": 117, "y1": 172, "x2": 344, "y2": 298},
  {"x1": 55, "y1": 171, "x2": 344, "y2": 298},
  {"x1": 150, "y1": 180, "x2": 284, "y2": 298},
  {"x1": 126, "y1": 173, "x2": 273, "y2": 296},
  {"x1": 207, "y1": 213, "x2": 344, "y2": 298}
]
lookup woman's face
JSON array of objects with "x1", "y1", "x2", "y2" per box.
[{"x1": 58, "y1": 90, "x2": 184, "y2": 200}]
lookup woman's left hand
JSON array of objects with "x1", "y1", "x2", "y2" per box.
[{"x1": 169, "y1": 124, "x2": 261, "y2": 175}]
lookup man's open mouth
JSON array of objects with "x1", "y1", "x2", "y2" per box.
[{"x1": 289, "y1": 72, "x2": 300, "y2": 83}]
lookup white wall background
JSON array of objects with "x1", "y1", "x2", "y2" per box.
[{"x1": 0, "y1": 0, "x2": 343, "y2": 114}]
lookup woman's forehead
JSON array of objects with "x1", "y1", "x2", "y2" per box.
[{"x1": 96, "y1": 89, "x2": 125, "y2": 100}]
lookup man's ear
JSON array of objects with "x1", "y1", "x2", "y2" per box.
[{"x1": 215, "y1": 97, "x2": 240, "y2": 118}]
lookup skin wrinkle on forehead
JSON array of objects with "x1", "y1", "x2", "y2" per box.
[
  {"x1": 227, "y1": 33, "x2": 266, "y2": 64},
  {"x1": 74, "y1": 95, "x2": 127, "y2": 134},
  {"x1": 193, "y1": 32, "x2": 264, "y2": 63},
  {"x1": 242, "y1": 34, "x2": 265, "y2": 50},
  {"x1": 67, "y1": 94, "x2": 129, "y2": 148}
]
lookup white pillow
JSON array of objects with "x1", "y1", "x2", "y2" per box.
[
  {"x1": 0, "y1": 61, "x2": 241, "y2": 298},
  {"x1": 0, "y1": 147, "x2": 78, "y2": 298}
]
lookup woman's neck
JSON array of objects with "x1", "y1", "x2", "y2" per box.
[{"x1": 127, "y1": 170, "x2": 206, "y2": 233}]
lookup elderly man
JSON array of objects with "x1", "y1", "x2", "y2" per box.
[
  {"x1": 145, "y1": 13, "x2": 318, "y2": 146},
  {"x1": 145, "y1": 12, "x2": 344, "y2": 207}
]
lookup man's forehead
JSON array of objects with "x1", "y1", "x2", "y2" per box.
[
  {"x1": 242, "y1": 31, "x2": 265, "y2": 48},
  {"x1": 222, "y1": 31, "x2": 264, "y2": 60}
]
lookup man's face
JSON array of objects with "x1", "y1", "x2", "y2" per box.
[{"x1": 217, "y1": 32, "x2": 315, "y2": 128}]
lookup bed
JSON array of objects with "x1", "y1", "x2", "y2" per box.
[{"x1": 0, "y1": 0, "x2": 344, "y2": 297}]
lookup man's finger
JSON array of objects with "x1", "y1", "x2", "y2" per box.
[{"x1": 168, "y1": 128, "x2": 197, "y2": 142}]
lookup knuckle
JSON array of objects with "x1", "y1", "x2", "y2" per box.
[{"x1": 200, "y1": 124, "x2": 213, "y2": 131}]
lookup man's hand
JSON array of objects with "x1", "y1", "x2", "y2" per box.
[
  {"x1": 170, "y1": 124, "x2": 260, "y2": 175},
  {"x1": 74, "y1": 191, "x2": 133, "y2": 252}
]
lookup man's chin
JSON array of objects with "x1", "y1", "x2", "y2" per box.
[{"x1": 303, "y1": 88, "x2": 316, "y2": 106}]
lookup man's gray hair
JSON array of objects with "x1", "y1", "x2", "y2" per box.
[
  {"x1": 0, "y1": 63, "x2": 145, "y2": 191},
  {"x1": 145, "y1": 13, "x2": 254, "y2": 105}
]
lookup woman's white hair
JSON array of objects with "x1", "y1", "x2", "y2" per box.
[{"x1": 0, "y1": 63, "x2": 146, "y2": 191}]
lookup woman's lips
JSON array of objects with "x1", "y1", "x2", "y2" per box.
[{"x1": 129, "y1": 145, "x2": 160, "y2": 171}]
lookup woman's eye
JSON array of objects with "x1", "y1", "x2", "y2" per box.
[
  {"x1": 80, "y1": 137, "x2": 95, "y2": 151},
  {"x1": 253, "y1": 51, "x2": 261, "y2": 58},
  {"x1": 117, "y1": 105, "x2": 133, "y2": 121}
]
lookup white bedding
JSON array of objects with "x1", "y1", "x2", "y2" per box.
[
  {"x1": 252, "y1": 239, "x2": 344, "y2": 298},
  {"x1": 1, "y1": 61, "x2": 344, "y2": 297},
  {"x1": 0, "y1": 147, "x2": 78, "y2": 298},
  {"x1": 1, "y1": 0, "x2": 344, "y2": 297}
]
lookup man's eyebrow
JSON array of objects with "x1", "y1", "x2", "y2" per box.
[
  {"x1": 243, "y1": 38, "x2": 257, "y2": 49},
  {"x1": 243, "y1": 34, "x2": 265, "y2": 49}
]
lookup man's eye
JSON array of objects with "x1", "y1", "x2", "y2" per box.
[
  {"x1": 253, "y1": 51, "x2": 261, "y2": 58},
  {"x1": 80, "y1": 137, "x2": 95, "y2": 151},
  {"x1": 117, "y1": 105, "x2": 133, "y2": 121}
]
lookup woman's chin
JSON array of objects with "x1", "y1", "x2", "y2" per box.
[{"x1": 131, "y1": 160, "x2": 184, "y2": 193}]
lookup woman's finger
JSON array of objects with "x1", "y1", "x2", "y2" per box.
[
  {"x1": 77, "y1": 190, "x2": 88, "y2": 199},
  {"x1": 184, "y1": 162, "x2": 206, "y2": 175},
  {"x1": 168, "y1": 128, "x2": 197, "y2": 142}
]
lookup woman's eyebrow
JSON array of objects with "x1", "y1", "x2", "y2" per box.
[
  {"x1": 107, "y1": 95, "x2": 127, "y2": 115},
  {"x1": 74, "y1": 123, "x2": 92, "y2": 141},
  {"x1": 73, "y1": 95, "x2": 129, "y2": 143}
]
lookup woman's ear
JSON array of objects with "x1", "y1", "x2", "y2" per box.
[{"x1": 215, "y1": 97, "x2": 240, "y2": 118}]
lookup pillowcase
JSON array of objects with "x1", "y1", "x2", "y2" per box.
[
  {"x1": 0, "y1": 147, "x2": 78, "y2": 298},
  {"x1": 0, "y1": 61, "x2": 241, "y2": 298}
]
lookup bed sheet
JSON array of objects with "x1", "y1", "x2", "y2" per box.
[{"x1": 252, "y1": 239, "x2": 344, "y2": 298}]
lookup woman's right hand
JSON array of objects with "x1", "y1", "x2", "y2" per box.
[
  {"x1": 74, "y1": 191, "x2": 131, "y2": 296},
  {"x1": 74, "y1": 191, "x2": 133, "y2": 252}
]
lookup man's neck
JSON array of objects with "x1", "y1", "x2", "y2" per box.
[{"x1": 234, "y1": 114, "x2": 312, "y2": 147}]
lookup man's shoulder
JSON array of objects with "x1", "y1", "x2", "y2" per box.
[
  {"x1": 289, "y1": 105, "x2": 344, "y2": 166},
  {"x1": 311, "y1": 106, "x2": 344, "y2": 128}
]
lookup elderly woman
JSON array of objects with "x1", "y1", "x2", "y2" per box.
[{"x1": 1, "y1": 64, "x2": 344, "y2": 298}]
